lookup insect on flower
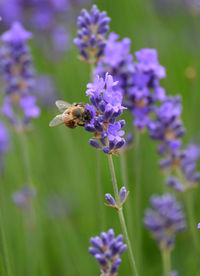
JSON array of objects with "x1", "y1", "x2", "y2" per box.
[{"x1": 49, "y1": 100, "x2": 92, "y2": 128}]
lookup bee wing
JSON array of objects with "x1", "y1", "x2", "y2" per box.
[
  {"x1": 56, "y1": 100, "x2": 72, "y2": 112},
  {"x1": 49, "y1": 115, "x2": 64, "y2": 127}
]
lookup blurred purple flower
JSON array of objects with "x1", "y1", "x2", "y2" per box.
[
  {"x1": 0, "y1": 0, "x2": 92, "y2": 57},
  {"x1": 12, "y1": 186, "x2": 37, "y2": 211},
  {"x1": 0, "y1": 121, "x2": 10, "y2": 174},
  {"x1": 0, "y1": 121, "x2": 10, "y2": 154},
  {"x1": 33, "y1": 74, "x2": 59, "y2": 108},
  {"x1": 0, "y1": 22, "x2": 40, "y2": 130},
  {"x1": 144, "y1": 194, "x2": 186, "y2": 251}
]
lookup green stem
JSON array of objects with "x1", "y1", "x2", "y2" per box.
[
  {"x1": 96, "y1": 150, "x2": 106, "y2": 230},
  {"x1": 133, "y1": 130, "x2": 142, "y2": 269},
  {"x1": 161, "y1": 250, "x2": 171, "y2": 276},
  {"x1": 0, "y1": 210, "x2": 12, "y2": 276},
  {"x1": 18, "y1": 132, "x2": 32, "y2": 186},
  {"x1": 107, "y1": 155, "x2": 138, "y2": 276},
  {"x1": 120, "y1": 152, "x2": 134, "y2": 242},
  {"x1": 184, "y1": 191, "x2": 200, "y2": 254}
]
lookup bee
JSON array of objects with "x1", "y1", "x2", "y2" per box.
[{"x1": 49, "y1": 100, "x2": 92, "y2": 129}]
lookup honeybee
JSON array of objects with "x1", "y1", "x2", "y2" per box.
[{"x1": 49, "y1": 100, "x2": 92, "y2": 128}]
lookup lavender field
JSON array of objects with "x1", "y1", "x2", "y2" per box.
[{"x1": 0, "y1": 0, "x2": 200, "y2": 275}]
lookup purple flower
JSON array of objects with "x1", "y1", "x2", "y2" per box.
[
  {"x1": 0, "y1": 0, "x2": 92, "y2": 57},
  {"x1": 1, "y1": 21, "x2": 32, "y2": 42},
  {"x1": 95, "y1": 32, "x2": 134, "y2": 97},
  {"x1": 0, "y1": 121, "x2": 10, "y2": 154},
  {"x1": 74, "y1": 5, "x2": 110, "y2": 63},
  {"x1": 127, "y1": 48, "x2": 166, "y2": 129},
  {"x1": 180, "y1": 144, "x2": 200, "y2": 184},
  {"x1": 96, "y1": 41, "x2": 166, "y2": 130},
  {"x1": 135, "y1": 48, "x2": 166, "y2": 78},
  {"x1": 33, "y1": 74, "x2": 59, "y2": 108},
  {"x1": 197, "y1": 223, "x2": 200, "y2": 229},
  {"x1": 148, "y1": 96, "x2": 185, "y2": 169},
  {"x1": 0, "y1": 121, "x2": 10, "y2": 174},
  {"x1": 144, "y1": 194, "x2": 186, "y2": 251},
  {"x1": 85, "y1": 74, "x2": 126, "y2": 154},
  {"x1": 162, "y1": 271, "x2": 179, "y2": 276},
  {"x1": 166, "y1": 177, "x2": 184, "y2": 192},
  {"x1": 12, "y1": 186, "x2": 37, "y2": 211},
  {"x1": 0, "y1": 22, "x2": 40, "y2": 130},
  {"x1": 105, "y1": 186, "x2": 128, "y2": 209},
  {"x1": 105, "y1": 193, "x2": 116, "y2": 206},
  {"x1": 89, "y1": 229, "x2": 127, "y2": 275}
]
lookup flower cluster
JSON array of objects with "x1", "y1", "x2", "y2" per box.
[
  {"x1": 95, "y1": 32, "x2": 134, "y2": 94},
  {"x1": 12, "y1": 186, "x2": 37, "y2": 211},
  {"x1": 166, "y1": 144, "x2": 200, "y2": 192},
  {"x1": 0, "y1": 121, "x2": 10, "y2": 173},
  {"x1": 34, "y1": 74, "x2": 59, "y2": 109},
  {"x1": 148, "y1": 95, "x2": 184, "y2": 159},
  {"x1": 85, "y1": 74, "x2": 126, "y2": 154},
  {"x1": 0, "y1": 22, "x2": 40, "y2": 130},
  {"x1": 89, "y1": 229, "x2": 127, "y2": 275},
  {"x1": 105, "y1": 186, "x2": 129, "y2": 210},
  {"x1": 148, "y1": 93, "x2": 200, "y2": 192},
  {"x1": 74, "y1": 5, "x2": 111, "y2": 63},
  {"x1": 144, "y1": 194, "x2": 186, "y2": 251},
  {"x1": 0, "y1": 0, "x2": 92, "y2": 56},
  {"x1": 127, "y1": 48, "x2": 166, "y2": 130},
  {"x1": 96, "y1": 33, "x2": 166, "y2": 130}
]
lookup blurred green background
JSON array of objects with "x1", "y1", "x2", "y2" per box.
[{"x1": 1, "y1": 0, "x2": 200, "y2": 275}]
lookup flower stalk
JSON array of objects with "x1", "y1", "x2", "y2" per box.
[
  {"x1": 120, "y1": 152, "x2": 134, "y2": 241},
  {"x1": 161, "y1": 250, "x2": 171, "y2": 276},
  {"x1": 107, "y1": 154, "x2": 138, "y2": 276},
  {"x1": 133, "y1": 130, "x2": 142, "y2": 270}
]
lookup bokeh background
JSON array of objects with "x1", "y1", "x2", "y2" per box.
[{"x1": 0, "y1": 0, "x2": 200, "y2": 275}]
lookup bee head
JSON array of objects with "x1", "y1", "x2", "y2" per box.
[{"x1": 83, "y1": 109, "x2": 92, "y2": 122}]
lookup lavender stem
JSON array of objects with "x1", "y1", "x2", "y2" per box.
[
  {"x1": 161, "y1": 250, "x2": 171, "y2": 276},
  {"x1": 96, "y1": 150, "x2": 106, "y2": 229},
  {"x1": 107, "y1": 154, "x2": 138, "y2": 276},
  {"x1": 0, "y1": 210, "x2": 12, "y2": 276},
  {"x1": 120, "y1": 152, "x2": 134, "y2": 241},
  {"x1": 184, "y1": 191, "x2": 200, "y2": 253},
  {"x1": 133, "y1": 130, "x2": 142, "y2": 269},
  {"x1": 18, "y1": 132, "x2": 32, "y2": 186}
]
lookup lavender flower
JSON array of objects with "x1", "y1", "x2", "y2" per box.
[
  {"x1": 0, "y1": 0, "x2": 92, "y2": 56},
  {"x1": 89, "y1": 229, "x2": 127, "y2": 275},
  {"x1": 0, "y1": 22, "x2": 40, "y2": 130},
  {"x1": 0, "y1": 121, "x2": 10, "y2": 173},
  {"x1": 105, "y1": 186, "x2": 128, "y2": 209},
  {"x1": 96, "y1": 40, "x2": 166, "y2": 130},
  {"x1": 180, "y1": 144, "x2": 200, "y2": 184},
  {"x1": 74, "y1": 5, "x2": 111, "y2": 63},
  {"x1": 144, "y1": 194, "x2": 186, "y2": 251},
  {"x1": 85, "y1": 73, "x2": 126, "y2": 154},
  {"x1": 127, "y1": 48, "x2": 166, "y2": 130},
  {"x1": 148, "y1": 95, "x2": 185, "y2": 169},
  {"x1": 162, "y1": 271, "x2": 179, "y2": 276},
  {"x1": 0, "y1": 121, "x2": 10, "y2": 154},
  {"x1": 34, "y1": 74, "x2": 59, "y2": 108},
  {"x1": 12, "y1": 186, "x2": 37, "y2": 211},
  {"x1": 170, "y1": 271, "x2": 179, "y2": 276},
  {"x1": 197, "y1": 223, "x2": 200, "y2": 229},
  {"x1": 95, "y1": 32, "x2": 134, "y2": 91}
]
